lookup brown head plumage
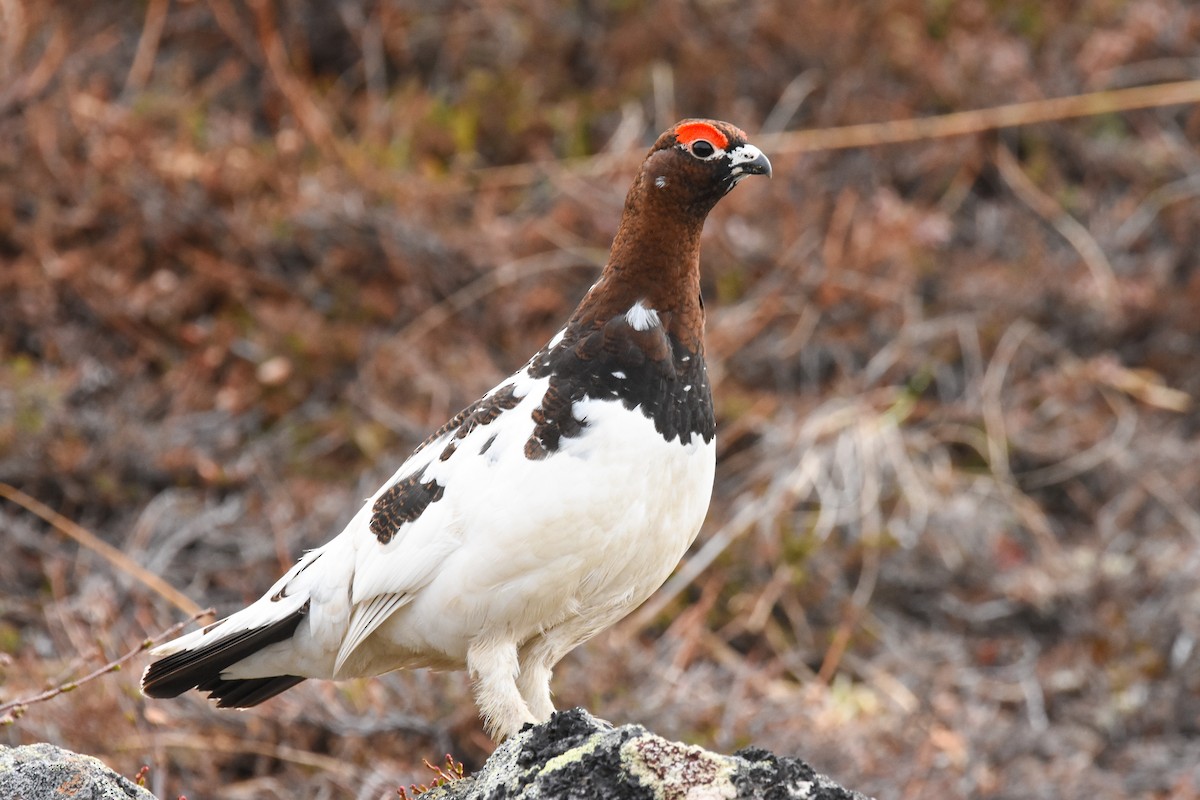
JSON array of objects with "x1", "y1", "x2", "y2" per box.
[{"x1": 573, "y1": 119, "x2": 771, "y2": 348}]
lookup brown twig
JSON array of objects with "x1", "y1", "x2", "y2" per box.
[
  {"x1": 398, "y1": 754, "x2": 467, "y2": 799},
  {"x1": 248, "y1": 0, "x2": 340, "y2": 162},
  {"x1": 0, "y1": 19, "x2": 68, "y2": 115},
  {"x1": 817, "y1": 541, "x2": 881, "y2": 684},
  {"x1": 203, "y1": 0, "x2": 262, "y2": 65},
  {"x1": 123, "y1": 0, "x2": 169, "y2": 96},
  {"x1": 464, "y1": 79, "x2": 1200, "y2": 191},
  {"x1": 993, "y1": 141, "x2": 1119, "y2": 311},
  {"x1": 1113, "y1": 173, "x2": 1200, "y2": 248},
  {"x1": 766, "y1": 78, "x2": 1200, "y2": 154},
  {"x1": 0, "y1": 608, "x2": 213, "y2": 725},
  {"x1": 0, "y1": 482, "x2": 205, "y2": 617},
  {"x1": 121, "y1": 731, "x2": 355, "y2": 776}
]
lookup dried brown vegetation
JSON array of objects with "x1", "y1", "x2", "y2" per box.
[{"x1": 2, "y1": 1, "x2": 1200, "y2": 798}]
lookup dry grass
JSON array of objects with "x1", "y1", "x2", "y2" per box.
[{"x1": 3, "y1": 1, "x2": 1200, "y2": 798}]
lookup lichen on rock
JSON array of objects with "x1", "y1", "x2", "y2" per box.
[{"x1": 417, "y1": 708, "x2": 872, "y2": 800}]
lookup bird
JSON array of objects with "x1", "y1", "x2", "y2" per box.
[{"x1": 141, "y1": 119, "x2": 772, "y2": 741}]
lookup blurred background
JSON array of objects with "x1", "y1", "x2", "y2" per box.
[{"x1": 2, "y1": 1, "x2": 1200, "y2": 797}]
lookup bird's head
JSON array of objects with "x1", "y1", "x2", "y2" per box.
[
  {"x1": 636, "y1": 119, "x2": 772, "y2": 217},
  {"x1": 595, "y1": 118, "x2": 772, "y2": 333}
]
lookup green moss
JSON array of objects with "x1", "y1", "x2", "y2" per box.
[
  {"x1": 1088, "y1": 112, "x2": 1130, "y2": 142},
  {"x1": 715, "y1": 267, "x2": 746, "y2": 305},
  {"x1": 923, "y1": 0, "x2": 954, "y2": 40},
  {"x1": 352, "y1": 421, "x2": 394, "y2": 461},
  {"x1": 0, "y1": 620, "x2": 21, "y2": 654},
  {"x1": 991, "y1": 0, "x2": 1048, "y2": 42},
  {"x1": 781, "y1": 523, "x2": 820, "y2": 574},
  {"x1": 427, "y1": 95, "x2": 480, "y2": 160}
]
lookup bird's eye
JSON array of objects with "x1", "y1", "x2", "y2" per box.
[{"x1": 691, "y1": 140, "x2": 715, "y2": 158}]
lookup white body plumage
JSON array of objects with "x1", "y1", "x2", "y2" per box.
[{"x1": 151, "y1": 364, "x2": 715, "y2": 737}]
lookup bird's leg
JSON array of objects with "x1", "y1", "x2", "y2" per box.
[
  {"x1": 516, "y1": 638, "x2": 557, "y2": 721},
  {"x1": 467, "y1": 638, "x2": 538, "y2": 741}
]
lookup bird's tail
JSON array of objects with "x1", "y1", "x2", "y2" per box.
[{"x1": 141, "y1": 598, "x2": 309, "y2": 708}]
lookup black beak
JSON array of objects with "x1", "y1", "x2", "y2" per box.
[
  {"x1": 744, "y1": 151, "x2": 772, "y2": 178},
  {"x1": 728, "y1": 143, "x2": 772, "y2": 181}
]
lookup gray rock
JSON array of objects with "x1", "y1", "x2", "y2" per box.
[
  {"x1": 0, "y1": 743, "x2": 157, "y2": 800},
  {"x1": 417, "y1": 708, "x2": 873, "y2": 800},
  {"x1": 3, "y1": 712, "x2": 870, "y2": 799}
]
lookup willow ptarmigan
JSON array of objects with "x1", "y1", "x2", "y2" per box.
[{"x1": 141, "y1": 119, "x2": 772, "y2": 741}]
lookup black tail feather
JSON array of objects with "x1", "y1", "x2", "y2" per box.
[
  {"x1": 198, "y1": 675, "x2": 307, "y2": 708},
  {"x1": 142, "y1": 602, "x2": 309, "y2": 707}
]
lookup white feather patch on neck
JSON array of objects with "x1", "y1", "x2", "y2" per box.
[{"x1": 624, "y1": 300, "x2": 661, "y2": 331}]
